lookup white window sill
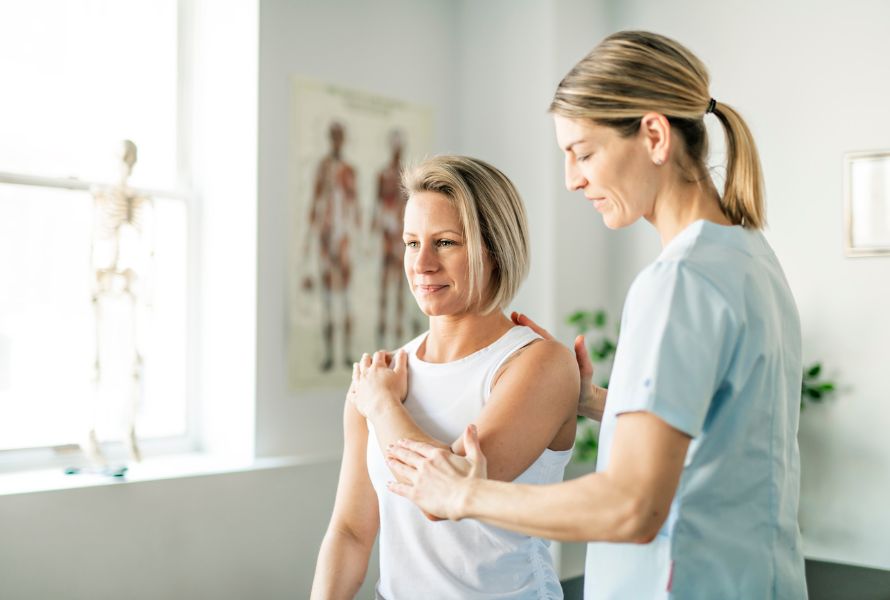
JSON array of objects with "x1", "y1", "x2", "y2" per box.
[{"x1": 0, "y1": 452, "x2": 340, "y2": 497}]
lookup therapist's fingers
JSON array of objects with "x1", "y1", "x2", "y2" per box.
[
  {"x1": 386, "y1": 455, "x2": 416, "y2": 480},
  {"x1": 511, "y1": 312, "x2": 555, "y2": 341},
  {"x1": 574, "y1": 335, "x2": 595, "y2": 380},
  {"x1": 386, "y1": 480, "x2": 413, "y2": 499},
  {"x1": 372, "y1": 350, "x2": 388, "y2": 367},
  {"x1": 392, "y1": 438, "x2": 440, "y2": 461}
]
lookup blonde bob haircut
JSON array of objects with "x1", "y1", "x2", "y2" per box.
[
  {"x1": 401, "y1": 155, "x2": 530, "y2": 315},
  {"x1": 551, "y1": 30, "x2": 765, "y2": 229}
]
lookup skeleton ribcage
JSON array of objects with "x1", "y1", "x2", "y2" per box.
[{"x1": 94, "y1": 189, "x2": 148, "y2": 240}]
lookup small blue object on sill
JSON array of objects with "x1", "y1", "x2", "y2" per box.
[{"x1": 64, "y1": 465, "x2": 128, "y2": 478}]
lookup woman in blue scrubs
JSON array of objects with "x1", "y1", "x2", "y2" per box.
[{"x1": 373, "y1": 30, "x2": 808, "y2": 598}]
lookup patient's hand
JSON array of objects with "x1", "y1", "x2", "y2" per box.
[{"x1": 349, "y1": 349, "x2": 408, "y2": 418}]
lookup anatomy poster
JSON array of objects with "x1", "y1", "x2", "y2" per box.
[{"x1": 288, "y1": 79, "x2": 433, "y2": 390}]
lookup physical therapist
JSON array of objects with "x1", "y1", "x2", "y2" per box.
[{"x1": 377, "y1": 30, "x2": 807, "y2": 599}]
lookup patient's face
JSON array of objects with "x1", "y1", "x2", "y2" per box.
[{"x1": 403, "y1": 191, "x2": 489, "y2": 317}]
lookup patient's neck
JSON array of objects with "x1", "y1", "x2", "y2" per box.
[{"x1": 420, "y1": 310, "x2": 513, "y2": 364}]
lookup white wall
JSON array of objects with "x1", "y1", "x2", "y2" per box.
[
  {"x1": 606, "y1": 0, "x2": 890, "y2": 571},
  {"x1": 255, "y1": 0, "x2": 460, "y2": 595},
  {"x1": 0, "y1": 460, "x2": 339, "y2": 600},
  {"x1": 456, "y1": 0, "x2": 613, "y2": 343},
  {"x1": 256, "y1": 0, "x2": 460, "y2": 460}
]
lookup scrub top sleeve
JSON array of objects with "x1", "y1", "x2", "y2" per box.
[{"x1": 608, "y1": 261, "x2": 737, "y2": 438}]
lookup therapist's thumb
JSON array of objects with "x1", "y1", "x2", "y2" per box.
[{"x1": 574, "y1": 335, "x2": 594, "y2": 379}]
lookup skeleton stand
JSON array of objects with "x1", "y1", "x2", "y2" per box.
[{"x1": 83, "y1": 140, "x2": 153, "y2": 467}]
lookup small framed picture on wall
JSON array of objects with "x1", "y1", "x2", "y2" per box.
[{"x1": 844, "y1": 150, "x2": 890, "y2": 257}]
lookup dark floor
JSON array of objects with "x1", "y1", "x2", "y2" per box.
[{"x1": 560, "y1": 559, "x2": 890, "y2": 599}]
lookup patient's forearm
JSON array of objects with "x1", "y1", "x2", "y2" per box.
[{"x1": 367, "y1": 396, "x2": 449, "y2": 458}]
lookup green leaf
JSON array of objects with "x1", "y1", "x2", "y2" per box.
[
  {"x1": 567, "y1": 311, "x2": 587, "y2": 326},
  {"x1": 593, "y1": 310, "x2": 607, "y2": 328},
  {"x1": 819, "y1": 383, "x2": 836, "y2": 392},
  {"x1": 807, "y1": 364, "x2": 822, "y2": 378}
]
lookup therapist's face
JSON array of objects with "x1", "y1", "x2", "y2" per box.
[{"x1": 554, "y1": 114, "x2": 658, "y2": 229}]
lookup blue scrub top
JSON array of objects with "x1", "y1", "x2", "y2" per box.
[{"x1": 585, "y1": 220, "x2": 807, "y2": 600}]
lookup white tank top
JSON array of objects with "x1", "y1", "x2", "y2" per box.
[{"x1": 366, "y1": 325, "x2": 572, "y2": 599}]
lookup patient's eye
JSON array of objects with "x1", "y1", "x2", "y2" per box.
[{"x1": 404, "y1": 240, "x2": 419, "y2": 248}]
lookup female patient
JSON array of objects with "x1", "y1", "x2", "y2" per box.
[{"x1": 311, "y1": 155, "x2": 579, "y2": 599}]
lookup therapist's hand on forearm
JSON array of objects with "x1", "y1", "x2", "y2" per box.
[
  {"x1": 348, "y1": 350, "x2": 408, "y2": 419},
  {"x1": 387, "y1": 424, "x2": 487, "y2": 521},
  {"x1": 511, "y1": 312, "x2": 607, "y2": 421}
]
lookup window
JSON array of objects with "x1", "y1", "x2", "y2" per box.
[{"x1": 0, "y1": 0, "x2": 191, "y2": 461}]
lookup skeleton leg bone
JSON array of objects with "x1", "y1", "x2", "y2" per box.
[
  {"x1": 85, "y1": 275, "x2": 109, "y2": 468},
  {"x1": 124, "y1": 270, "x2": 142, "y2": 463}
]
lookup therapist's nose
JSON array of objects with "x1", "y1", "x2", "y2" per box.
[{"x1": 564, "y1": 156, "x2": 587, "y2": 191}]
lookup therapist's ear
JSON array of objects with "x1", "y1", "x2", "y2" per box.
[{"x1": 639, "y1": 112, "x2": 671, "y2": 166}]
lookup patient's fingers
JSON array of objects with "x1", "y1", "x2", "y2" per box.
[
  {"x1": 393, "y1": 349, "x2": 408, "y2": 374},
  {"x1": 372, "y1": 350, "x2": 388, "y2": 366},
  {"x1": 360, "y1": 353, "x2": 371, "y2": 374}
]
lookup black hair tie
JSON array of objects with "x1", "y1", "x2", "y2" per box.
[{"x1": 706, "y1": 98, "x2": 717, "y2": 114}]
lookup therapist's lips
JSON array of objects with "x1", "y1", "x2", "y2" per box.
[{"x1": 589, "y1": 197, "x2": 607, "y2": 211}]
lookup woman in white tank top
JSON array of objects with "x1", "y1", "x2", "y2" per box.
[{"x1": 311, "y1": 156, "x2": 580, "y2": 599}]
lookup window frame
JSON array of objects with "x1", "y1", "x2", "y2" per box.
[{"x1": 0, "y1": 2, "x2": 201, "y2": 472}]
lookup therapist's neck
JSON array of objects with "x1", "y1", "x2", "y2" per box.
[
  {"x1": 647, "y1": 170, "x2": 731, "y2": 247},
  {"x1": 423, "y1": 310, "x2": 513, "y2": 364}
]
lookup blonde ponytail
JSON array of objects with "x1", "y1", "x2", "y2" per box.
[
  {"x1": 551, "y1": 30, "x2": 766, "y2": 229},
  {"x1": 711, "y1": 101, "x2": 765, "y2": 229}
]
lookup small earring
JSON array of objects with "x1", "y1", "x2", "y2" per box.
[{"x1": 654, "y1": 157, "x2": 664, "y2": 166}]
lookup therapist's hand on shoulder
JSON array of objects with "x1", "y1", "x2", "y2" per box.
[
  {"x1": 387, "y1": 424, "x2": 487, "y2": 521},
  {"x1": 511, "y1": 312, "x2": 606, "y2": 421},
  {"x1": 348, "y1": 350, "x2": 408, "y2": 418}
]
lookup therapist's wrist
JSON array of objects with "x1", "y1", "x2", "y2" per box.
[{"x1": 454, "y1": 476, "x2": 490, "y2": 521}]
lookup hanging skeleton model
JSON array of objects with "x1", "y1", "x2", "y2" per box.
[{"x1": 84, "y1": 140, "x2": 154, "y2": 466}]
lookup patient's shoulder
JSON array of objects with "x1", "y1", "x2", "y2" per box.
[{"x1": 494, "y1": 337, "x2": 579, "y2": 391}]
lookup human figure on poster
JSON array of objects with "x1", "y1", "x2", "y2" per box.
[
  {"x1": 86, "y1": 139, "x2": 154, "y2": 467},
  {"x1": 304, "y1": 122, "x2": 360, "y2": 371},
  {"x1": 371, "y1": 130, "x2": 411, "y2": 348}
]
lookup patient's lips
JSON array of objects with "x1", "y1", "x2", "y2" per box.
[{"x1": 415, "y1": 283, "x2": 448, "y2": 295}]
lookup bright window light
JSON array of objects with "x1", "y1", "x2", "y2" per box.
[
  {"x1": 0, "y1": 0, "x2": 187, "y2": 454},
  {"x1": 0, "y1": 0, "x2": 178, "y2": 187}
]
